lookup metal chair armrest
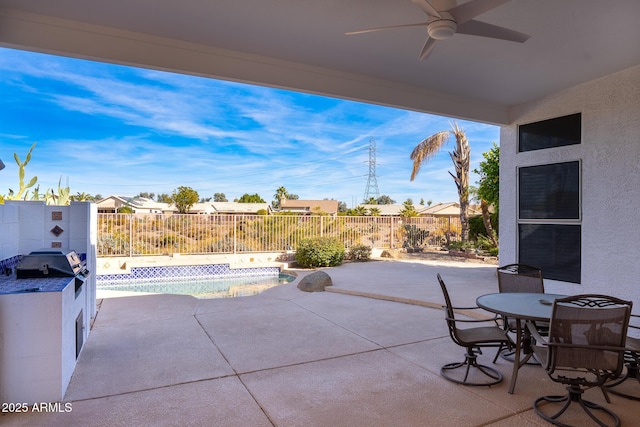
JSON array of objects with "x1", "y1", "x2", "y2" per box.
[
  {"x1": 526, "y1": 320, "x2": 548, "y2": 345},
  {"x1": 446, "y1": 316, "x2": 503, "y2": 325},
  {"x1": 547, "y1": 342, "x2": 628, "y2": 353}
]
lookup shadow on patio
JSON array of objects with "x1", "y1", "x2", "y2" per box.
[{"x1": 2, "y1": 259, "x2": 638, "y2": 426}]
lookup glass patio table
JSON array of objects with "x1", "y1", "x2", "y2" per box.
[{"x1": 476, "y1": 292, "x2": 566, "y2": 394}]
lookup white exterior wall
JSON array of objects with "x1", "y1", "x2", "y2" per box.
[
  {"x1": 500, "y1": 64, "x2": 640, "y2": 309},
  {"x1": 0, "y1": 202, "x2": 19, "y2": 259}
]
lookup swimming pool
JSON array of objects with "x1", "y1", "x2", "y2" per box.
[{"x1": 97, "y1": 273, "x2": 296, "y2": 299}]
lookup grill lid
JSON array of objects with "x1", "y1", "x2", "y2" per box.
[{"x1": 16, "y1": 249, "x2": 89, "y2": 279}]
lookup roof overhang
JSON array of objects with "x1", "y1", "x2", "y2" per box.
[{"x1": 1, "y1": 1, "x2": 639, "y2": 125}]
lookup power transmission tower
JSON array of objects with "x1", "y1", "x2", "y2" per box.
[{"x1": 363, "y1": 137, "x2": 380, "y2": 202}]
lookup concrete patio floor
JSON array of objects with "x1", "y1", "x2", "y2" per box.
[{"x1": 2, "y1": 258, "x2": 638, "y2": 426}]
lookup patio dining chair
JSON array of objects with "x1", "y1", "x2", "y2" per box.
[
  {"x1": 527, "y1": 294, "x2": 632, "y2": 427},
  {"x1": 604, "y1": 313, "x2": 640, "y2": 401},
  {"x1": 436, "y1": 274, "x2": 510, "y2": 386},
  {"x1": 496, "y1": 263, "x2": 546, "y2": 363}
]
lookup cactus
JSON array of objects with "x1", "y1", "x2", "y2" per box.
[
  {"x1": 2, "y1": 143, "x2": 72, "y2": 205},
  {"x1": 6, "y1": 142, "x2": 38, "y2": 200},
  {"x1": 44, "y1": 177, "x2": 71, "y2": 205}
]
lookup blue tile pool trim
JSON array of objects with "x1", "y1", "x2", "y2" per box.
[{"x1": 96, "y1": 264, "x2": 280, "y2": 284}]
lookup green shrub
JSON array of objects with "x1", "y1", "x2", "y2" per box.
[
  {"x1": 346, "y1": 244, "x2": 372, "y2": 261},
  {"x1": 295, "y1": 237, "x2": 345, "y2": 268},
  {"x1": 469, "y1": 213, "x2": 498, "y2": 240}
]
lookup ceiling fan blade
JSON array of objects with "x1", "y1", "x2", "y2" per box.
[
  {"x1": 418, "y1": 37, "x2": 438, "y2": 60},
  {"x1": 345, "y1": 22, "x2": 427, "y2": 36},
  {"x1": 412, "y1": 0, "x2": 442, "y2": 18},
  {"x1": 448, "y1": 0, "x2": 511, "y2": 24},
  {"x1": 456, "y1": 19, "x2": 530, "y2": 42}
]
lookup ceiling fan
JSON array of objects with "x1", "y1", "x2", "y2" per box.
[{"x1": 346, "y1": 0, "x2": 530, "y2": 61}]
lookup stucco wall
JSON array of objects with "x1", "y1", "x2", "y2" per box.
[{"x1": 500, "y1": 64, "x2": 640, "y2": 309}]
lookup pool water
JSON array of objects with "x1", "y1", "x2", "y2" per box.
[{"x1": 97, "y1": 273, "x2": 296, "y2": 299}]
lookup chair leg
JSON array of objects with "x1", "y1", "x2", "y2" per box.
[
  {"x1": 441, "y1": 347, "x2": 503, "y2": 386},
  {"x1": 533, "y1": 384, "x2": 621, "y2": 427},
  {"x1": 604, "y1": 358, "x2": 640, "y2": 401}
]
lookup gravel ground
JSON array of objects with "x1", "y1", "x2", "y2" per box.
[{"x1": 385, "y1": 249, "x2": 499, "y2": 265}]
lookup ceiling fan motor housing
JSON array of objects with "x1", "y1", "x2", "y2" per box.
[{"x1": 427, "y1": 12, "x2": 457, "y2": 40}]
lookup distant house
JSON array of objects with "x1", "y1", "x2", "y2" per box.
[
  {"x1": 96, "y1": 196, "x2": 172, "y2": 214},
  {"x1": 209, "y1": 202, "x2": 272, "y2": 215},
  {"x1": 359, "y1": 202, "x2": 483, "y2": 218},
  {"x1": 279, "y1": 199, "x2": 339, "y2": 216},
  {"x1": 97, "y1": 196, "x2": 272, "y2": 215},
  {"x1": 420, "y1": 202, "x2": 482, "y2": 218},
  {"x1": 360, "y1": 204, "x2": 427, "y2": 216}
]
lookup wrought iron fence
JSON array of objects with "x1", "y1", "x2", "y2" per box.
[{"x1": 97, "y1": 213, "x2": 462, "y2": 257}]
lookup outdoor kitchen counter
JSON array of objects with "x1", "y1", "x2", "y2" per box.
[
  {"x1": 0, "y1": 273, "x2": 73, "y2": 294},
  {"x1": 0, "y1": 274, "x2": 84, "y2": 404}
]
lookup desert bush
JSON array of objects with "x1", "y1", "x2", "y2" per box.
[
  {"x1": 346, "y1": 244, "x2": 371, "y2": 261},
  {"x1": 295, "y1": 237, "x2": 345, "y2": 268}
]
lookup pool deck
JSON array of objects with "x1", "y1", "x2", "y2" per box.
[{"x1": 3, "y1": 258, "x2": 638, "y2": 426}]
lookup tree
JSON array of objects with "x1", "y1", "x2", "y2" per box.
[
  {"x1": 367, "y1": 207, "x2": 381, "y2": 216},
  {"x1": 338, "y1": 201, "x2": 348, "y2": 212},
  {"x1": 273, "y1": 186, "x2": 289, "y2": 208},
  {"x1": 157, "y1": 193, "x2": 172, "y2": 203},
  {"x1": 71, "y1": 192, "x2": 95, "y2": 202},
  {"x1": 136, "y1": 192, "x2": 155, "y2": 200},
  {"x1": 364, "y1": 197, "x2": 377, "y2": 204},
  {"x1": 398, "y1": 200, "x2": 418, "y2": 217},
  {"x1": 199, "y1": 197, "x2": 212, "y2": 202},
  {"x1": 272, "y1": 186, "x2": 298, "y2": 208},
  {"x1": 236, "y1": 193, "x2": 266, "y2": 203},
  {"x1": 346, "y1": 206, "x2": 367, "y2": 216},
  {"x1": 410, "y1": 122, "x2": 471, "y2": 241},
  {"x1": 171, "y1": 186, "x2": 199, "y2": 213},
  {"x1": 213, "y1": 193, "x2": 228, "y2": 202},
  {"x1": 473, "y1": 142, "x2": 499, "y2": 246},
  {"x1": 376, "y1": 195, "x2": 395, "y2": 205}
]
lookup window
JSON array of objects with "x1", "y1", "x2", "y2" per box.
[
  {"x1": 518, "y1": 224, "x2": 581, "y2": 283},
  {"x1": 517, "y1": 114, "x2": 582, "y2": 283},
  {"x1": 519, "y1": 113, "x2": 581, "y2": 152},
  {"x1": 519, "y1": 162, "x2": 580, "y2": 220}
]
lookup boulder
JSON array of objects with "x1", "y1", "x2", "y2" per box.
[
  {"x1": 380, "y1": 249, "x2": 401, "y2": 259},
  {"x1": 297, "y1": 270, "x2": 333, "y2": 292}
]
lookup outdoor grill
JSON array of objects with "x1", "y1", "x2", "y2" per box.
[{"x1": 16, "y1": 249, "x2": 90, "y2": 282}]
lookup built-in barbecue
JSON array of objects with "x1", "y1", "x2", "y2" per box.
[{"x1": 16, "y1": 248, "x2": 89, "y2": 279}]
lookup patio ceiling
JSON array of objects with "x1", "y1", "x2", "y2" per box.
[{"x1": 1, "y1": 0, "x2": 639, "y2": 125}]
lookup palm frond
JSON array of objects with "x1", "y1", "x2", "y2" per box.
[{"x1": 409, "y1": 131, "x2": 450, "y2": 181}]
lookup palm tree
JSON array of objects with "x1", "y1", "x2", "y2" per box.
[
  {"x1": 273, "y1": 186, "x2": 289, "y2": 209},
  {"x1": 410, "y1": 122, "x2": 471, "y2": 241}
]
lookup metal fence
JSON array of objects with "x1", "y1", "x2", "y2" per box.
[{"x1": 97, "y1": 213, "x2": 462, "y2": 257}]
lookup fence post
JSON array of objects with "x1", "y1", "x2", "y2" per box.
[
  {"x1": 129, "y1": 214, "x2": 133, "y2": 257},
  {"x1": 233, "y1": 215, "x2": 237, "y2": 254},
  {"x1": 320, "y1": 216, "x2": 323, "y2": 237},
  {"x1": 390, "y1": 217, "x2": 394, "y2": 249}
]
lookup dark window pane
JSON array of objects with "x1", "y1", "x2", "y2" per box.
[
  {"x1": 519, "y1": 161, "x2": 580, "y2": 219},
  {"x1": 519, "y1": 224, "x2": 581, "y2": 284},
  {"x1": 519, "y1": 113, "x2": 581, "y2": 152}
]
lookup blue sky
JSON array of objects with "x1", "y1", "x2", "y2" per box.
[{"x1": 0, "y1": 47, "x2": 499, "y2": 207}]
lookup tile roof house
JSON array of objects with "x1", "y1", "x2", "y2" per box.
[
  {"x1": 359, "y1": 202, "x2": 482, "y2": 217},
  {"x1": 420, "y1": 202, "x2": 482, "y2": 217},
  {"x1": 209, "y1": 202, "x2": 272, "y2": 215},
  {"x1": 360, "y1": 204, "x2": 427, "y2": 216},
  {"x1": 279, "y1": 199, "x2": 339, "y2": 216}
]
